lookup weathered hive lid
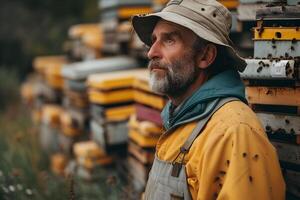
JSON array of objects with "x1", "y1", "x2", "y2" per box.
[
  {"x1": 99, "y1": 0, "x2": 152, "y2": 10},
  {"x1": 87, "y1": 69, "x2": 147, "y2": 90},
  {"x1": 33, "y1": 55, "x2": 67, "y2": 75},
  {"x1": 73, "y1": 141, "x2": 106, "y2": 158},
  {"x1": 61, "y1": 56, "x2": 139, "y2": 80}
]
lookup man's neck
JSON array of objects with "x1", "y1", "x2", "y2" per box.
[{"x1": 168, "y1": 72, "x2": 208, "y2": 106}]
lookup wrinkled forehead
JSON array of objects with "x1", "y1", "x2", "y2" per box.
[{"x1": 152, "y1": 19, "x2": 198, "y2": 40}]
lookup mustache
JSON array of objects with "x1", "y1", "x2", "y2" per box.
[{"x1": 148, "y1": 59, "x2": 168, "y2": 71}]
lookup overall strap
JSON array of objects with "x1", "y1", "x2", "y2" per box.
[
  {"x1": 181, "y1": 97, "x2": 240, "y2": 152},
  {"x1": 171, "y1": 97, "x2": 239, "y2": 177}
]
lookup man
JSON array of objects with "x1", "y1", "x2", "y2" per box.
[{"x1": 132, "y1": 0, "x2": 285, "y2": 199}]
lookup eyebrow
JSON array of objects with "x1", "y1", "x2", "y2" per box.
[{"x1": 151, "y1": 31, "x2": 182, "y2": 42}]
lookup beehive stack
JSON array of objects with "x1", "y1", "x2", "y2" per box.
[
  {"x1": 98, "y1": 0, "x2": 152, "y2": 55},
  {"x1": 72, "y1": 141, "x2": 114, "y2": 180},
  {"x1": 126, "y1": 70, "x2": 166, "y2": 191},
  {"x1": 23, "y1": 56, "x2": 67, "y2": 124},
  {"x1": 66, "y1": 24, "x2": 103, "y2": 61},
  {"x1": 40, "y1": 105, "x2": 63, "y2": 154},
  {"x1": 59, "y1": 57, "x2": 140, "y2": 156},
  {"x1": 235, "y1": 0, "x2": 281, "y2": 57},
  {"x1": 152, "y1": 0, "x2": 168, "y2": 11},
  {"x1": 87, "y1": 69, "x2": 146, "y2": 158},
  {"x1": 240, "y1": 4, "x2": 300, "y2": 199}
]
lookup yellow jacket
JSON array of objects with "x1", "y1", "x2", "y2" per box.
[{"x1": 156, "y1": 101, "x2": 285, "y2": 200}]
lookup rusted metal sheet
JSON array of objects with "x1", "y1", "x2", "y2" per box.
[
  {"x1": 246, "y1": 86, "x2": 300, "y2": 106},
  {"x1": 254, "y1": 41, "x2": 300, "y2": 59},
  {"x1": 272, "y1": 141, "x2": 300, "y2": 165},
  {"x1": 241, "y1": 59, "x2": 297, "y2": 80}
]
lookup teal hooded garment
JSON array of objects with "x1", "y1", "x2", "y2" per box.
[{"x1": 161, "y1": 70, "x2": 247, "y2": 130}]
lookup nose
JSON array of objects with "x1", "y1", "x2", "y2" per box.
[{"x1": 147, "y1": 41, "x2": 161, "y2": 60}]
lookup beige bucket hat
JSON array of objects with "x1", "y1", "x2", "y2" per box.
[{"x1": 132, "y1": 0, "x2": 246, "y2": 72}]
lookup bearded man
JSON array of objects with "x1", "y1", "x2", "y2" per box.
[{"x1": 132, "y1": 0, "x2": 285, "y2": 199}]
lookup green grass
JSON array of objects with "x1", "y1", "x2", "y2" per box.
[
  {"x1": 0, "y1": 104, "x2": 69, "y2": 200},
  {"x1": 0, "y1": 68, "x2": 135, "y2": 199},
  {"x1": 0, "y1": 104, "x2": 133, "y2": 200}
]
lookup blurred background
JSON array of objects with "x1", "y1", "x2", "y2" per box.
[{"x1": 0, "y1": 0, "x2": 299, "y2": 199}]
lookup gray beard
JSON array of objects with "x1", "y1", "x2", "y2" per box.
[{"x1": 149, "y1": 59, "x2": 199, "y2": 97}]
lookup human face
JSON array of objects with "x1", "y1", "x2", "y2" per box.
[{"x1": 147, "y1": 20, "x2": 200, "y2": 97}]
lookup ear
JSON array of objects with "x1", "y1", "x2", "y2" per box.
[{"x1": 196, "y1": 44, "x2": 217, "y2": 69}]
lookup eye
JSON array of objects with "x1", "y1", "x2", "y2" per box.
[{"x1": 165, "y1": 38, "x2": 174, "y2": 45}]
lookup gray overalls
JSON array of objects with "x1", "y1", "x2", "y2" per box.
[{"x1": 144, "y1": 97, "x2": 238, "y2": 200}]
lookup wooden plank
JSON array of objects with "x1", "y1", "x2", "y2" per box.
[{"x1": 246, "y1": 86, "x2": 300, "y2": 107}]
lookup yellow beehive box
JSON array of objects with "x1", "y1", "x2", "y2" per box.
[
  {"x1": 132, "y1": 70, "x2": 151, "y2": 92},
  {"x1": 33, "y1": 55, "x2": 67, "y2": 76},
  {"x1": 41, "y1": 105, "x2": 63, "y2": 128},
  {"x1": 117, "y1": 6, "x2": 152, "y2": 19},
  {"x1": 68, "y1": 24, "x2": 104, "y2": 50},
  {"x1": 128, "y1": 115, "x2": 161, "y2": 137},
  {"x1": 73, "y1": 141, "x2": 113, "y2": 168},
  {"x1": 218, "y1": 0, "x2": 239, "y2": 10},
  {"x1": 253, "y1": 27, "x2": 300, "y2": 41},
  {"x1": 105, "y1": 105, "x2": 135, "y2": 122},
  {"x1": 87, "y1": 69, "x2": 147, "y2": 104},
  {"x1": 64, "y1": 90, "x2": 89, "y2": 108},
  {"x1": 20, "y1": 82, "x2": 34, "y2": 105},
  {"x1": 60, "y1": 111, "x2": 82, "y2": 137},
  {"x1": 32, "y1": 109, "x2": 42, "y2": 124},
  {"x1": 87, "y1": 69, "x2": 146, "y2": 90},
  {"x1": 51, "y1": 153, "x2": 68, "y2": 176},
  {"x1": 129, "y1": 129, "x2": 160, "y2": 148},
  {"x1": 88, "y1": 89, "x2": 134, "y2": 105},
  {"x1": 45, "y1": 64, "x2": 65, "y2": 90},
  {"x1": 133, "y1": 70, "x2": 167, "y2": 110}
]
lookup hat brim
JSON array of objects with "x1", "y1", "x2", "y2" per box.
[{"x1": 132, "y1": 12, "x2": 247, "y2": 72}]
